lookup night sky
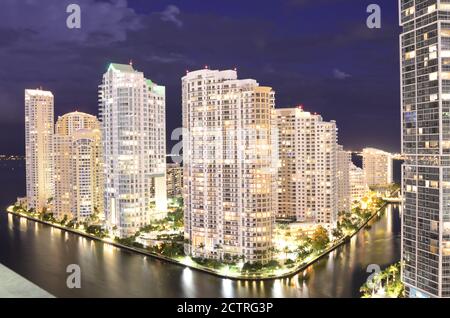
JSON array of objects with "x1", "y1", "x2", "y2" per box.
[{"x1": 0, "y1": 0, "x2": 400, "y2": 155}]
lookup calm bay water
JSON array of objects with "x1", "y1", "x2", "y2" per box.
[{"x1": 0, "y1": 160, "x2": 401, "y2": 297}]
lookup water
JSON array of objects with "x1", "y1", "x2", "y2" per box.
[{"x1": 0, "y1": 160, "x2": 401, "y2": 298}]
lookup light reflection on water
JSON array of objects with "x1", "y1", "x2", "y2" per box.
[
  {"x1": 0, "y1": 161, "x2": 401, "y2": 298},
  {"x1": 0, "y1": 205, "x2": 400, "y2": 298},
  {"x1": 0, "y1": 204, "x2": 401, "y2": 298}
]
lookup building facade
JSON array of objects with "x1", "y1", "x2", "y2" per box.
[
  {"x1": 337, "y1": 145, "x2": 351, "y2": 213},
  {"x1": 53, "y1": 112, "x2": 103, "y2": 221},
  {"x1": 25, "y1": 89, "x2": 54, "y2": 212},
  {"x1": 100, "y1": 63, "x2": 167, "y2": 238},
  {"x1": 349, "y1": 162, "x2": 368, "y2": 205},
  {"x1": 182, "y1": 69, "x2": 277, "y2": 264},
  {"x1": 166, "y1": 163, "x2": 183, "y2": 198},
  {"x1": 276, "y1": 107, "x2": 338, "y2": 224},
  {"x1": 362, "y1": 147, "x2": 393, "y2": 187},
  {"x1": 400, "y1": 0, "x2": 450, "y2": 298}
]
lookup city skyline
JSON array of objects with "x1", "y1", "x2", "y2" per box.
[
  {"x1": 21, "y1": 65, "x2": 393, "y2": 270},
  {"x1": 0, "y1": 0, "x2": 400, "y2": 155},
  {"x1": 0, "y1": 0, "x2": 428, "y2": 302}
]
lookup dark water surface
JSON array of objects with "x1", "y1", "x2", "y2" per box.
[{"x1": 0, "y1": 160, "x2": 400, "y2": 297}]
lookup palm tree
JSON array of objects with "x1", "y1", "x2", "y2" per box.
[
  {"x1": 360, "y1": 282, "x2": 371, "y2": 297},
  {"x1": 380, "y1": 270, "x2": 389, "y2": 287},
  {"x1": 372, "y1": 273, "x2": 383, "y2": 296},
  {"x1": 389, "y1": 264, "x2": 399, "y2": 283}
]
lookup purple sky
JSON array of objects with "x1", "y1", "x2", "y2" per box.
[{"x1": 0, "y1": 0, "x2": 401, "y2": 154}]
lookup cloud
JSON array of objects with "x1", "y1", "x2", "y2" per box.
[
  {"x1": 0, "y1": 0, "x2": 143, "y2": 46},
  {"x1": 0, "y1": 0, "x2": 401, "y2": 154},
  {"x1": 160, "y1": 5, "x2": 183, "y2": 28},
  {"x1": 288, "y1": 0, "x2": 349, "y2": 8},
  {"x1": 333, "y1": 68, "x2": 351, "y2": 80},
  {"x1": 149, "y1": 52, "x2": 195, "y2": 64}
]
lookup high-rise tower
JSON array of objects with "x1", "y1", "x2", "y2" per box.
[
  {"x1": 182, "y1": 69, "x2": 277, "y2": 264},
  {"x1": 276, "y1": 107, "x2": 338, "y2": 223},
  {"x1": 400, "y1": 0, "x2": 450, "y2": 298},
  {"x1": 53, "y1": 111, "x2": 103, "y2": 221},
  {"x1": 99, "y1": 63, "x2": 167, "y2": 238},
  {"x1": 25, "y1": 89, "x2": 54, "y2": 212},
  {"x1": 362, "y1": 148, "x2": 393, "y2": 187}
]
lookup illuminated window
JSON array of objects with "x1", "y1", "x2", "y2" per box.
[
  {"x1": 405, "y1": 51, "x2": 416, "y2": 59},
  {"x1": 428, "y1": 4, "x2": 437, "y2": 14},
  {"x1": 429, "y1": 72, "x2": 438, "y2": 81}
]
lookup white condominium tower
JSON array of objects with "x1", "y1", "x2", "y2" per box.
[
  {"x1": 182, "y1": 69, "x2": 277, "y2": 264},
  {"x1": 349, "y1": 163, "x2": 367, "y2": 205},
  {"x1": 53, "y1": 111, "x2": 103, "y2": 221},
  {"x1": 100, "y1": 63, "x2": 167, "y2": 238},
  {"x1": 25, "y1": 89, "x2": 54, "y2": 212},
  {"x1": 337, "y1": 145, "x2": 351, "y2": 213},
  {"x1": 400, "y1": 0, "x2": 450, "y2": 298},
  {"x1": 276, "y1": 107, "x2": 338, "y2": 224},
  {"x1": 362, "y1": 147, "x2": 393, "y2": 187}
]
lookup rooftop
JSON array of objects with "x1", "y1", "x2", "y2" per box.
[
  {"x1": 107, "y1": 63, "x2": 135, "y2": 73},
  {"x1": 25, "y1": 89, "x2": 53, "y2": 97}
]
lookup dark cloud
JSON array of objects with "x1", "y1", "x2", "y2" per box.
[
  {"x1": 0, "y1": 0, "x2": 142, "y2": 45},
  {"x1": 0, "y1": 0, "x2": 401, "y2": 154},
  {"x1": 160, "y1": 5, "x2": 183, "y2": 28},
  {"x1": 333, "y1": 69, "x2": 351, "y2": 80}
]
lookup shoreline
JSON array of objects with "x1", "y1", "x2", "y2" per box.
[{"x1": 4, "y1": 202, "x2": 389, "y2": 281}]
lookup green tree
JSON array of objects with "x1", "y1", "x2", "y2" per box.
[
  {"x1": 331, "y1": 227, "x2": 344, "y2": 240},
  {"x1": 60, "y1": 215, "x2": 68, "y2": 226},
  {"x1": 311, "y1": 226, "x2": 330, "y2": 251}
]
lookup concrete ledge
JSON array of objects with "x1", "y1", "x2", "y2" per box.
[{"x1": 0, "y1": 263, "x2": 54, "y2": 298}]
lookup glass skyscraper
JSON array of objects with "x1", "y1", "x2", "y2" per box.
[{"x1": 400, "y1": 0, "x2": 450, "y2": 298}]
